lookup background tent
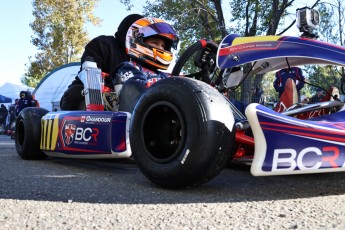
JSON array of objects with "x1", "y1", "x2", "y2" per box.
[
  {"x1": 0, "y1": 95, "x2": 12, "y2": 103},
  {"x1": 0, "y1": 95, "x2": 12, "y2": 112},
  {"x1": 0, "y1": 82, "x2": 34, "y2": 103},
  {"x1": 33, "y1": 62, "x2": 80, "y2": 111}
]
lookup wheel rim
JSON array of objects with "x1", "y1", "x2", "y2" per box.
[{"x1": 141, "y1": 101, "x2": 185, "y2": 163}]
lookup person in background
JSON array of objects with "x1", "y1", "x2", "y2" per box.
[
  {"x1": 0, "y1": 104, "x2": 8, "y2": 130},
  {"x1": 7, "y1": 102, "x2": 16, "y2": 126},
  {"x1": 15, "y1": 91, "x2": 38, "y2": 116},
  {"x1": 7, "y1": 99, "x2": 18, "y2": 138},
  {"x1": 251, "y1": 85, "x2": 264, "y2": 104},
  {"x1": 274, "y1": 67, "x2": 305, "y2": 102},
  {"x1": 31, "y1": 93, "x2": 39, "y2": 108},
  {"x1": 309, "y1": 88, "x2": 324, "y2": 103}
]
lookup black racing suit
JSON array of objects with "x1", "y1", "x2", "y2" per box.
[
  {"x1": 110, "y1": 61, "x2": 168, "y2": 112},
  {"x1": 60, "y1": 35, "x2": 128, "y2": 110}
]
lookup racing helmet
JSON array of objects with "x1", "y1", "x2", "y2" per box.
[{"x1": 125, "y1": 17, "x2": 179, "y2": 70}]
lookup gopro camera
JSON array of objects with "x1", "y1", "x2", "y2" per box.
[{"x1": 296, "y1": 7, "x2": 320, "y2": 33}]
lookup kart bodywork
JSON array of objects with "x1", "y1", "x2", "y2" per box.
[
  {"x1": 15, "y1": 34, "x2": 345, "y2": 188},
  {"x1": 217, "y1": 34, "x2": 345, "y2": 176},
  {"x1": 40, "y1": 111, "x2": 131, "y2": 159}
]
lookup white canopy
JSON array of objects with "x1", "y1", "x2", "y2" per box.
[
  {"x1": 0, "y1": 82, "x2": 34, "y2": 103},
  {"x1": 33, "y1": 62, "x2": 80, "y2": 111}
]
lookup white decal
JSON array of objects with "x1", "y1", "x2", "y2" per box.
[
  {"x1": 86, "y1": 116, "x2": 111, "y2": 123},
  {"x1": 272, "y1": 149, "x2": 297, "y2": 171}
]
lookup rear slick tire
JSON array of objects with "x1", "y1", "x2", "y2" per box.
[
  {"x1": 130, "y1": 77, "x2": 236, "y2": 189},
  {"x1": 15, "y1": 107, "x2": 49, "y2": 160}
]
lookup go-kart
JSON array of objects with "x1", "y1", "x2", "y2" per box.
[{"x1": 15, "y1": 33, "x2": 345, "y2": 189}]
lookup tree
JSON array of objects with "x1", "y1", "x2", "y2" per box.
[
  {"x1": 24, "y1": 0, "x2": 101, "y2": 87},
  {"x1": 305, "y1": 65, "x2": 339, "y2": 93},
  {"x1": 141, "y1": 0, "x2": 226, "y2": 52},
  {"x1": 229, "y1": 0, "x2": 295, "y2": 36},
  {"x1": 317, "y1": 0, "x2": 345, "y2": 95},
  {"x1": 291, "y1": 0, "x2": 345, "y2": 99}
]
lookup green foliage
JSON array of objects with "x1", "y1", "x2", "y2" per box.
[
  {"x1": 305, "y1": 65, "x2": 340, "y2": 93},
  {"x1": 317, "y1": 3, "x2": 338, "y2": 43},
  {"x1": 131, "y1": 0, "x2": 299, "y2": 52},
  {"x1": 262, "y1": 71, "x2": 279, "y2": 102},
  {"x1": 140, "y1": 0, "x2": 225, "y2": 58},
  {"x1": 25, "y1": 0, "x2": 101, "y2": 87},
  {"x1": 318, "y1": 0, "x2": 345, "y2": 45},
  {"x1": 302, "y1": 0, "x2": 345, "y2": 97}
]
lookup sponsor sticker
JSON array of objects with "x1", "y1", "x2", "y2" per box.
[
  {"x1": 62, "y1": 122, "x2": 99, "y2": 146},
  {"x1": 64, "y1": 124, "x2": 76, "y2": 145},
  {"x1": 81, "y1": 116, "x2": 111, "y2": 123}
]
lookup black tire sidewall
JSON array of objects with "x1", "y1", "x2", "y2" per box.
[
  {"x1": 130, "y1": 77, "x2": 235, "y2": 188},
  {"x1": 15, "y1": 108, "x2": 48, "y2": 160}
]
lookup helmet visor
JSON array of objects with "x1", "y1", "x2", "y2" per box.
[{"x1": 138, "y1": 22, "x2": 179, "y2": 49}]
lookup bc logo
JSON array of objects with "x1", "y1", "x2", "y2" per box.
[{"x1": 272, "y1": 146, "x2": 340, "y2": 171}]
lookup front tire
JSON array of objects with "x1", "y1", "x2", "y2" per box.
[
  {"x1": 130, "y1": 77, "x2": 236, "y2": 188},
  {"x1": 15, "y1": 107, "x2": 49, "y2": 160}
]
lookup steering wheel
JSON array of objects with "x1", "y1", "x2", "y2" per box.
[{"x1": 172, "y1": 39, "x2": 222, "y2": 86}]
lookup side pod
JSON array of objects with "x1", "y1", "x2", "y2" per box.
[
  {"x1": 246, "y1": 103, "x2": 345, "y2": 176},
  {"x1": 40, "y1": 111, "x2": 132, "y2": 159}
]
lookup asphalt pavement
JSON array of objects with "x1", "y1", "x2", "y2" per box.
[{"x1": 1, "y1": 134, "x2": 345, "y2": 229}]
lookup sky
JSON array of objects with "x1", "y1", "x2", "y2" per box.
[
  {"x1": 0, "y1": 0, "x2": 314, "y2": 88},
  {"x1": 0, "y1": 0, "x2": 143, "y2": 87}
]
